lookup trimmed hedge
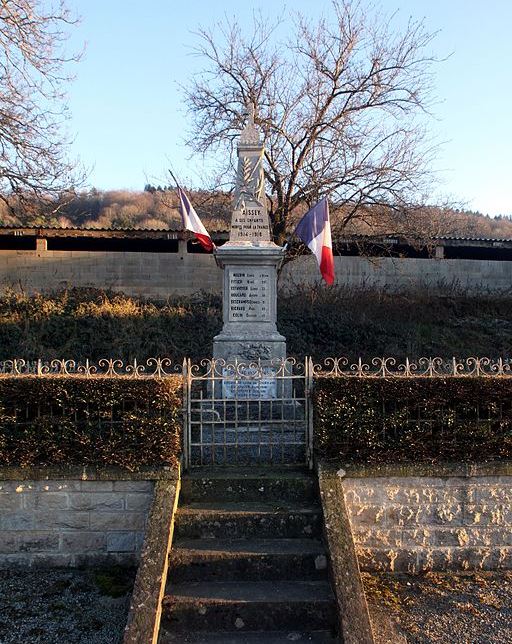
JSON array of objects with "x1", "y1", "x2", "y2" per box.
[
  {"x1": 314, "y1": 377, "x2": 512, "y2": 463},
  {"x1": 0, "y1": 377, "x2": 182, "y2": 469}
]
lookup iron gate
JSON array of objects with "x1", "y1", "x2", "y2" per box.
[{"x1": 183, "y1": 358, "x2": 312, "y2": 468}]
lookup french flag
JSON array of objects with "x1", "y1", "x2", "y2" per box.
[
  {"x1": 294, "y1": 198, "x2": 335, "y2": 285},
  {"x1": 177, "y1": 186, "x2": 215, "y2": 252}
]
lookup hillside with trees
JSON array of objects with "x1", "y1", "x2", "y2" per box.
[{"x1": 1, "y1": 187, "x2": 511, "y2": 241}]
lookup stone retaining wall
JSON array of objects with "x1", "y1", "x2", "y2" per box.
[
  {"x1": 342, "y1": 468, "x2": 512, "y2": 572},
  {"x1": 0, "y1": 478, "x2": 154, "y2": 567}
]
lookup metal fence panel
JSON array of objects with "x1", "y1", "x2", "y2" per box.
[{"x1": 185, "y1": 358, "x2": 309, "y2": 467}]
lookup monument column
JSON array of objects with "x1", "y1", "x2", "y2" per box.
[{"x1": 213, "y1": 108, "x2": 286, "y2": 363}]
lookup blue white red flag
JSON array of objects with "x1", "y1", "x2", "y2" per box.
[
  {"x1": 294, "y1": 197, "x2": 335, "y2": 285},
  {"x1": 177, "y1": 186, "x2": 215, "y2": 252}
]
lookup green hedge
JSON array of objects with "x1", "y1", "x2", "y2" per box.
[
  {"x1": 0, "y1": 377, "x2": 182, "y2": 469},
  {"x1": 314, "y1": 377, "x2": 512, "y2": 463}
]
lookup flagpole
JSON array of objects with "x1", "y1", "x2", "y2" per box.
[{"x1": 168, "y1": 168, "x2": 182, "y2": 191}]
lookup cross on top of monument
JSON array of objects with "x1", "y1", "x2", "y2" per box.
[{"x1": 239, "y1": 102, "x2": 261, "y2": 146}]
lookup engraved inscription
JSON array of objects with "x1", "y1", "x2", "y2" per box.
[
  {"x1": 228, "y1": 268, "x2": 271, "y2": 321},
  {"x1": 222, "y1": 366, "x2": 277, "y2": 399},
  {"x1": 230, "y1": 201, "x2": 271, "y2": 242}
]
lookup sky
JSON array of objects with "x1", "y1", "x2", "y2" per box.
[{"x1": 65, "y1": 0, "x2": 512, "y2": 216}]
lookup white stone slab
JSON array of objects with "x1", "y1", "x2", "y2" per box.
[{"x1": 222, "y1": 366, "x2": 277, "y2": 399}]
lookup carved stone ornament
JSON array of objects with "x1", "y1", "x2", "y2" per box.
[
  {"x1": 239, "y1": 103, "x2": 261, "y2": 145},
  {"x1": 233, "y1": 104, "x2": 266, "y2": 209},
  {"x1": 238, "y1": 343, "x2": 272, "y2": 361}
]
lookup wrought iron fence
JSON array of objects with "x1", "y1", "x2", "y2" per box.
[
  {"x1": 0, "y1": 358, "x2": 182, "y2": 378},
  {"x1": 183, "y1": 357, "x2": 311, "y2": 467},
  {"x1": 0, "y1": 356, "x2": 511, "y2": 378},
  {"x1": 310, "y1": 356, "x2": 512, "y2": 378},
  {"x1": 1, "y1": 355, "x2": 511, "y2": 466}
]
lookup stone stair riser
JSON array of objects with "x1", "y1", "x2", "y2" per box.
[
  {"x1": 161, "y1": 599, "x2": 336, "y2": 633},
  {"x1": 180, "y1": 477, "x2": 317, "y2": 504},
  {"x1": 168, "y1": 551, "x2": 328, "y2": 582},
  {"x1": 158, "y1": 631, "x2": 338, "y2": 644},
  {"x1": 174, "y1": 511, "x2": 323, "y2": 539}
]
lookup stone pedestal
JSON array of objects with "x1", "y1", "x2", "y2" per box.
[{"x1": 213, "y1": 243, "x2": 286, "y2": 363}]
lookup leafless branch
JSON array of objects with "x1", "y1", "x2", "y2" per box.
[
  {"x1": 182, "y1": 0, "x2": 443, "y2": 244},
  {"x1": 0, "y1": 0, "x2": 85, "y2": 212}
]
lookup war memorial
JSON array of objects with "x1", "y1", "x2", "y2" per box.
[
  {"x1": 212, "y1": 105, "x2": 287, "y2": 365},
  {"x1": 2, "y1": 2, "x2": 512, "y2": 642}
]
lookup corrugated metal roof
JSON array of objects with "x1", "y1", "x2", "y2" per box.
[
  {"x1": 0, "y1": 225, "x2": 232, "y2": 235},
  {"x1": 0, "y1": 226, "x2": 511, "y2": 243},
  {"x1": 437, "y1": 235, "x2": 512, "y2": 243},
  {"x1": 0, "y1": 224, "x2": 179, "y2": 232}
]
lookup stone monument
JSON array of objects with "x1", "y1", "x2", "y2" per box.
[{"x1": 212, "y1": 106, "x2": 287, "y2": 365}]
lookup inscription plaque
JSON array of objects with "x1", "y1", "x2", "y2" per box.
[
  {"x1": 222, "y1": 366, "x2": 277, "y2": 399},
  {"x1": 230, "y1": 201, "x2": 271, "y2": 243},
  {"x1": 228, "y1": 268, "x2": 271, "y2": 322}
]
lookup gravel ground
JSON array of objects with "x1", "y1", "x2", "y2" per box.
[
  {"x1": 0, "y1": 568, "x2": 135, "y2": 644},
  {"x1": 363, "y1": 571, "x2": 512, "y2": 644}
]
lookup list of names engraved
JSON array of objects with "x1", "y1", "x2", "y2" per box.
[{"x1": 228, "y1": 268, "x2": 271, "y2": 321}]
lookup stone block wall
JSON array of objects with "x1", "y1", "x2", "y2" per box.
[
  {"x1": 282, "y1": 255, "x2": 512, "y2": 294},
  {"x1": 343, "y1": 474, "x2": 512, "y2": 572},
  {"x1": 0, "y1": 248, "x2": 222, "y2": 299},
  {"x1": 1, "y1": 249, "x2": 512, "y2": 298},
  {"x1": 0, "y1": 479, "x2": 154, "y2": 567}
]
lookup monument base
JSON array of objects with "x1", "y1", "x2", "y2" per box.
[
  {"x1": 212, "y1": 331, "x2": 291, "y2": 402},
  {"x1": 213, "y1": 332, "x2": 286, "y2": 364},
  {"x1": 212, "y1": 242, "x2": 286, "y2": 365}
]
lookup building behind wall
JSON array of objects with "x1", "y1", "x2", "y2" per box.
[{"x1": 0, "y1": 226, "x2": 511, "y2": 298}]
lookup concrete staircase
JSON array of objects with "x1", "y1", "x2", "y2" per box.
[{"x1": 158, "y1": 468, "x2": 339, "y2": 643}]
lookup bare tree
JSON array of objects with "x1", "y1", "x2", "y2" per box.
[
  {"x1": 0, "y1": 0, "x2": 83, "y2": 213},
  {"x1": 183, "y1": 0, "x2": 442, "y2": 244}
]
